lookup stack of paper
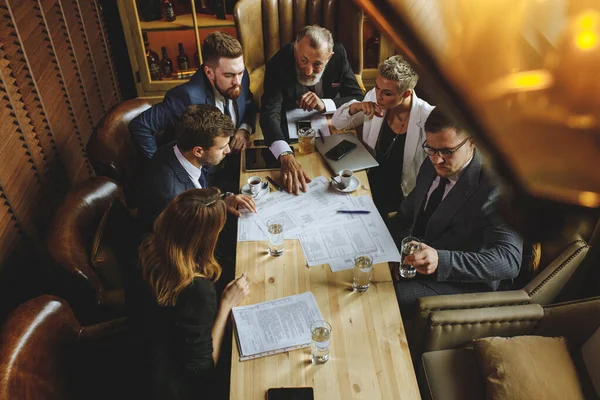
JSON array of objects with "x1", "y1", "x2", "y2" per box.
[
  {"x1": 232, "y1": 292, "x2": 323, "y2": 361},
  {"x1": 237, "y1": 176, "x2": 402, "y2": 271}
]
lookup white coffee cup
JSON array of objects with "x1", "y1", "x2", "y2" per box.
[
  {"x1": 339, "y1": 169, "x2": 354, "y2": 188},
  {"x1": 247, "y1": 176, "x2": 263, "y2": 195}
]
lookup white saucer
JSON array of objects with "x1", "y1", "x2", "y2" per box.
[
  {"x1": 331, "y1": 176, "x2": 360, "y2": 193},
  {"x1": 241, "y1": 183, "x2": 270, "y2": 199}
]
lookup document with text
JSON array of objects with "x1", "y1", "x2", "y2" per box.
[{"x1": 232, "y1": 291, "x2": 323, "y2": 361}]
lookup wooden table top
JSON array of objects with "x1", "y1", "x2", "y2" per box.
[{"x1": 230, "y1": 120, "x2": 421, "y2": 400}]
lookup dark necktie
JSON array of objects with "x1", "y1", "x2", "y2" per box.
[
  {"x1": 198, "y1": 166, "x2": 209, "y2": 188},
  {"x1": 413, "y1": 177, "x2": 450, "y2": 238},
  {"x1": 424, "y1": 177, "x2": 450, "y2": 222},
  {"x1": 223, "y1": 99, "x2": 232, "y2": 120}
]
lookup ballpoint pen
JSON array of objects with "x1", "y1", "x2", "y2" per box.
[
  {"x1": 317, "y1": 129, "x2": 325, "y2": 144},
  {"x1": 265, "y1": 175, "x2": 282, "y2": 191},
  {"x1": 337, "y1": 210, "x2": 371, "y2": 214}
]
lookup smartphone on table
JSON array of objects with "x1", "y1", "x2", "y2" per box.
[
  {"x1": 267, "y1": 387, "x2": 314, "y2": 400},
  {"x1": 325, "y1": 139, "x2": 357, "y2": 161}
]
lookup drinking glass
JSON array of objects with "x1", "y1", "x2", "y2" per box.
[
  {"x1": 352, "y1": 254, "x2": 373, "y2": 292},
  {"x1": 298, "y1": 128, "x2": 316, "y2": 155},
  {"x1": 267, "y1": 217, "x2": 285, "y2": 256},
  {"x1": 400, "y1": 236, "x2": 421, "y2": 279},
  {"x1": 310, "y1": 320, "x2": 332, "y2": 364}
]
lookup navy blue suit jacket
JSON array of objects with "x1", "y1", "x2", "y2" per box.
[
  {"x1": 129, "y1": 67, "x2": 256, "y2": 158},
  {"x1": 391, "y1": 150, "x2": 523, "y2": 291},
  {"x1": 137, "y1": 145, "x2": 210, "y2": 232}
]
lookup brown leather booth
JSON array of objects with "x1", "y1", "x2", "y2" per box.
[
  {"x1": 411, "y1": 235, "x2": 590, "y2": 358},
  {"x1": 86, "y1": 99, "x2": 151, "y2": 208},
  {"x1": 0, "y1": 295, "x2": 129, "y2": 400},
  {"x1": 46, "y1": 177, "x2": 139, "y2": 324},
  {"x1": 419, "y1": 297, "x2": 600, "y2": 400},
  {"x1": 234, "y1": 0, "x2": 365, "y2": 107}
]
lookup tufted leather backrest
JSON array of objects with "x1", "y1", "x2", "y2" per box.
[
  {"x1": 86, "y1": 99, "x2": 151, "y2": 208},
  {"x1": 0, "y1": 296, "x2": 81, "y2": 400},
  {"x1": 235, "y1": 0, "x2": 364, "y2": 105},
  {"x1": 235, "y1": 0, "x2": 363, "y2": 73},
  {"x1": 0, "y1": 295, "x2": 130, "y2": 400},
  {"x1": 46, "y1": 177, "x2": 137, "y2": 321}
]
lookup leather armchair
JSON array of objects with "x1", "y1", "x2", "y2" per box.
[
  {"x1": 234, "y1": 0, "x2": 365, "y2": 107},
  {"x1": 419, "y1": 297, "x2": 600, "y2": 400},
  {"x1": 86, "y1": 99, "x2": 151, "y2": 208},
  {"x1": 0, "y1": 295, "x2": 129, "y2": 400},
  {"x1": 47, "y1": 177, "x2": 140, "y2": 324},
  {"x1": 411, "y1": 235, "x2": 589, "y2": 356}
]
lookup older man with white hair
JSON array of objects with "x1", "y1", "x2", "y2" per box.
[{"x1": 260, "y1": 25, "x2": 364, "y2": 195}]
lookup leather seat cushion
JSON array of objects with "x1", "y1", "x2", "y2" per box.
[
  {"x1": 422, "y1": 348, "x2": 485, "y2": 400},
  {"x1": 250, "y1": 65, "x2": 265, "y2": 109}
]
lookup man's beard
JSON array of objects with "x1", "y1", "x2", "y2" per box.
[
  {"x1": 295, "y1": 66, "x2": 324, "y2": 87},
  {"x1": 214, "y1": 77, "x2": 242, "y2": 100}
]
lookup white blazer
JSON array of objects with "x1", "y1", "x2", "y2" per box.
[{"x1": 331, "y1": 89, "x2": 434, "y2": 196}]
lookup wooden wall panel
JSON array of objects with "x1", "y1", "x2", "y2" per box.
[{"x1": 0, "y1": 0, "x2": 121, "y2": 300}]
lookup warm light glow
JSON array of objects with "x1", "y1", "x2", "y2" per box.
[
  {"x1": 514, "y1": 72, "x2": 546, "y2": 88},
  {"x1": 578, "y1": 12, "x2": 598, "y2": 30},
  {"x1": 578, "y1": 191, "x2": 600, "y2": 207},
  {"x1": 576, "y1": 31, "x2": 598, "y2": 49},
  {"x1": 574, "y1": 11, "x2": 600, "y2": 50}
]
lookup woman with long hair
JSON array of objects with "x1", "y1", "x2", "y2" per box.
[
  {"x1": 130, "y1": 188, "x2": 249, "y2": 399},
  {"x1": 332, "y1": 55, "x2": 434, "y2": 216}
]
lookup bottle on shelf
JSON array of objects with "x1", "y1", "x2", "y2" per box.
[
  {"x1": 193, "y1": 51, "x2": 201, "y2": 69},
  {"x1": 213, "y1": 0, "x2": 226, "y2": 19},
  {"x1": 143, "y1": 32, "x2": 162, "y2": 81},
  {"x1": 162, "y1": 0, "x2": 176, "y2": 22},
  {"x1": 177, "y1": 43, "x2": 190, "y2": 71},
  {"x1": 160, "y1": 46, "x2": 174, "y2": 78}
]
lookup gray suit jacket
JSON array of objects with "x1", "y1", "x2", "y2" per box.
[{"x1": 391, "y1": 150, "x2": 523, "y2": 290}]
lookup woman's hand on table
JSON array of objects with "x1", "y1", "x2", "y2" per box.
[
  {"x1": 280, "y1": 154, "x2": 312, "y2": 195},
  {"x1": 349, "y1": 102, "x2": 383, "y2": 119},
  {"x1": 224, "y1": 194, "x2": 257, "y2": 216},
  {"x1": 221, "y1": 273, "x2": 251, "y2": 310}
]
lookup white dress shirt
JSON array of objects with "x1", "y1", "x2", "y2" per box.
[
  {"x1": 424, "y1": 156, "x2": 473, "y2": 209},
  {"x1": 269, "y1": 81, "x2": 337, "y2": 159},
  {"x1": 174, "y1": 144, "x2": 204, "y2": 189},
  {"x1": 212, "y1": 86, "x2": 253, "y2": 134}
]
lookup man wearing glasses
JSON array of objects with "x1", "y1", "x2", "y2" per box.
[{"x1": 389, "y1": 107, "x2": 523, "y2": 317}]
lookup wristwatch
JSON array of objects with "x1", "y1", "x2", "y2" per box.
[
  {"x1": 278, "y1": 150, "x2": 294, "y2": 159},
  {"x1": 220, "y1": 191, "x2": 235, "y2": 199}
]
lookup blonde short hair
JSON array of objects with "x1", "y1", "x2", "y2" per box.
[{"x1": 378, "y1": 55, "x2": 419, "y2": 94}]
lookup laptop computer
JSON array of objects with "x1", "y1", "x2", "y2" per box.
[{"x1": 315, "y1": 132, "x2": 379, "y2": 175}]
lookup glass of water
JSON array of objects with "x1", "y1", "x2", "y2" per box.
[
  {"x1": 310, "y1": 320, "x2": 332, "y2": 364},
  {"x1": 400, "y1": 236, "x2": 421, "y2": 279},
  {"x1": 267, "y1": 217, "x2": 285, "y2": 256},
  {"x1": 352, "y1": 254, "x2": 373, "y2": 292}
]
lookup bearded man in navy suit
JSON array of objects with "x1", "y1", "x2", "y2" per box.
[{"x1": 130, "y1": 32, "x2": 256, "y2": 158}]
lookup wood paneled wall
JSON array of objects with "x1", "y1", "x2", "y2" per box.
[{"x1": 0, "y1": 0, "x2": 120, "y2": 308}]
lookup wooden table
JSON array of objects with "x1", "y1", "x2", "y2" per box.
[{"x1": 230, "y1": 121, "x2": 421, "y2": 400}]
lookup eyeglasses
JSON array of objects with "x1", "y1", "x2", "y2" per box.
[{"x1": 422, "y1": 137, "x2": 470, "y2": 157}]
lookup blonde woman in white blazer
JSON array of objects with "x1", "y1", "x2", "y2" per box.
[{"x1": 332, "y1": 55, "x2": 434, "y2": 215}]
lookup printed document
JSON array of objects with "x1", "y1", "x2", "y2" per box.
[
  {"x1": 232, "y1": 291, "x2": 323, "y2": 360},
  {"x1": 285, "y1": 108, "x2": 332, "y2": 139}
]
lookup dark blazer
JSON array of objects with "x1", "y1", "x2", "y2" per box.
[
  {"x1": 127, "y1": 274, "x2": 217, "y2": 400},
  {"x1": 260, "y1": 42, "x2": 364, "y2": 145},
  {"x1": 391, "y1": 150, "x2": 523, "y2": 291},
  {"x1": 137, "y1": 144, "x2": 207, "y2": 232},
  {"x1": 129, "y1": 67, "x2": 256, "y2": 158}
]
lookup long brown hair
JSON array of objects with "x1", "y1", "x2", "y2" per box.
[{"x1": 138, "y1": 188, "x2": 227, "y2": 306}]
